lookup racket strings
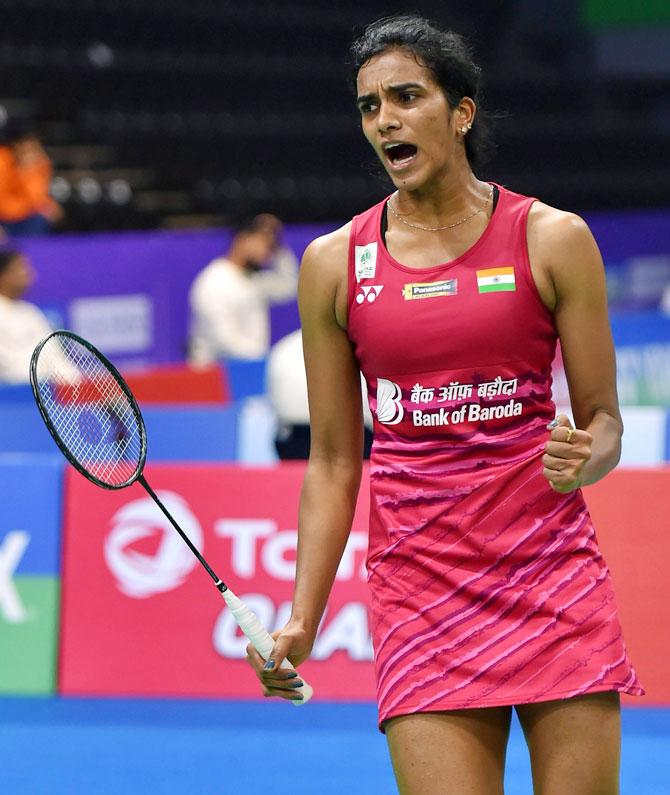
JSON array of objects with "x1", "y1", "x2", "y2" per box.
[
  {"x1": 38, "y1": 342, "x2": 141, "y2": 484},
  {"x1": 45, "y1": 348, "x2": 135, "y2": 467},
  {"x1": 34, "y1": 335, "x2": 144, "y2": 487}
]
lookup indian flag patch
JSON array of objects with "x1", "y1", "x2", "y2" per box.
[{"x1": 476, "y1": 266, "x2": 516, "y2": 293}]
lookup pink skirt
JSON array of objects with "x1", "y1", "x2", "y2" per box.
[{"x1": 366, "y1": 449, "x2": 644, "y2": 729}]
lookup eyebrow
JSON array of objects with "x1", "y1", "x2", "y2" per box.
[{"x1": 356, "y1": 82, "x2": 424, "y2": 105}]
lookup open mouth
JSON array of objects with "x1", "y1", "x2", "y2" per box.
[{"x1": 384, "y1": 143, "x2": 418, "y2": 168}]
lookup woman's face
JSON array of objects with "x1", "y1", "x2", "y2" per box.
[
  {"x1": 240, "y1": 229, "x2": 276, "y2": 271},
  {"x1": 356, "y1": 48, "x2": 466, "y2": 192}
]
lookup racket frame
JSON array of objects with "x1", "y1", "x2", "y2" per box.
[{"x1": 29, "y1": 329, "x2": 147, "y2": 491}]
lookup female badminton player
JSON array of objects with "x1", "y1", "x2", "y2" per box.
[{"x1": 246, "y1": 14, "x2": 643, "y2": 793}]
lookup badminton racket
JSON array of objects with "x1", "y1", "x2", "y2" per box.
[{"x1": 29, "y1": 329, "x2": 312, "y2": 704}]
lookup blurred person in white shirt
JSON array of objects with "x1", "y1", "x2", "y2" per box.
[
  {"x1": 267, "y1": 328, "x2": 373, "y2": 459},
  {"x1": 188, "y1": 214, "x2": 298, "y2": 365},
  {"x1": 0, "y1": 248, "x2": 55, "y2": 383}
]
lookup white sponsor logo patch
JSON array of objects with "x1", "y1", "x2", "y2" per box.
[
  {"x1": 376, "y1": 378, "x2": 404, "y2": 424},
  {"x1": 403, "y1": 279, "x2": 457, "y2": 300},
  {"x1": 104, "y1": 492, "x2": 203, "y2": 597},
  {"x1": 354, "y1": 243, "x2": 377, "y2": 282}
]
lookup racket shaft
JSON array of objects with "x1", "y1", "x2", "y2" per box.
[{"x1": 222, "y1": 589, "x2": 313, "y2": 705}]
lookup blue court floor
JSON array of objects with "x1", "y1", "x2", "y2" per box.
[{"x1": 0, "y1": 699, "x2": 667, "y2": 794}]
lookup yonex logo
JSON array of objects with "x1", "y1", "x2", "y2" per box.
[{"x1": 355, "y1": 285, "x2": 384, "y2": 305}]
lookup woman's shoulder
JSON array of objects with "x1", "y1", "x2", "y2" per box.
[
  {"x1": 527, "y1": 200, "x2": 603, "y2": 302},
  {"x1": 496, "y1": 183, "x2": 591, "y2": 241},
  {"x1": 300, "y1": 222, "x2": 352, "y2": 284},
  {"x1": 299, "y1": 223, "x2": 353, "y2": 326},
  {"x1": 527, "y1": 200, "x2": 592, "y2": 246},
  {"x1": 302, "y1": 222, "x2": 352, "y2": 263}
]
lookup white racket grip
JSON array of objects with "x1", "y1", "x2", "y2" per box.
[{"x1": 222, "y1": 588, "x2": 313, "y2": 705}]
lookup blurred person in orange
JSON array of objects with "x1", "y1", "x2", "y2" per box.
[{"x1": 0, "y1": 120, "x2": 64, "y2": 237}]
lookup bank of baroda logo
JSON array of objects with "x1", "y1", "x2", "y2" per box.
[{"x1": 376, "y1": 378, "x2": 404, "y2": 424}]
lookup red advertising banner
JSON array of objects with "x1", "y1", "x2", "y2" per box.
[
  {"x1": 60, "y1": 463, "x2": 670, "y2": 705},
  {"x1": 582, "y1": 468, "x2": 670, "y2": 706},
  {"x1": 60, "y1": 462, "x2": 375, "y2": 699}
]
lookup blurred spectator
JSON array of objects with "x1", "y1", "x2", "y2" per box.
[
  {"x1": 0, "y1": 249, "x2": 54, "y2": 383},
  {"x1": 661, "y1": 284, "x2": 670, "y2": 317},
  {"x1": 0, "y1": 119, "x2": 63, "y2": 237},
  {"x1": 188, "y1": 214, "x2": 298, "y2": 364},
  {"x1": 267, "y1": 328, "x2": 373, "y2": 459}
]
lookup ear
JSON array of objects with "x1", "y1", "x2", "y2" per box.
[{"x1": 455, "y1": 97, "x2": 477, "y2": 135}]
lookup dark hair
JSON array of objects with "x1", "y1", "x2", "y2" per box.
[
  {"x1": 350, "y1": 14, "x2": 494, "y2": 168},
  {"x1": 231, "y1": 214, "x2": 278, "y2": 237},
  {"x1": 0, "y1": 249, "x2": 22, "y2": 275}
]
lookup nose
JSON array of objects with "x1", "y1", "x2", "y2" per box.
[{"x1": 377, "y1": 100, "x2": 400, "y2": 133}]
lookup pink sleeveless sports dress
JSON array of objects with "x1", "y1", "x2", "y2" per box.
[{"x1": 346, "y1": 183, "x2": 644, "y2": 728}]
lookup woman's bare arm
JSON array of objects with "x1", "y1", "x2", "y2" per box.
[
  {"x1": 246, "y1": 224, "x2": 366, "y2": 697},
  {"x1": 292, "y1": 225, "x2": 365, "y2": 637},
  {"x1": 528, "y1": 205, "x2": 623, "y2": 493}
]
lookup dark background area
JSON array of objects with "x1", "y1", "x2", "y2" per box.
[{"x1": 1, "y1": 0, "x2": 668, "y2": 231}]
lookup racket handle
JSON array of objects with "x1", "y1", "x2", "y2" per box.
[{"x1": 221, "y1": 589, "x2": 313, "y2": 706}]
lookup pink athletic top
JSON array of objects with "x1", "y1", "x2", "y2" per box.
[{"x1": 347, "y1": 184, "x2": 643, "y2": 728}]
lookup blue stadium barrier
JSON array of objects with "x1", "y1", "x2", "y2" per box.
[
  {"x1": 0, "y1": 385, "x2": 36, "y2": 403},
  {"x1": 143, "y1": 405, "x2": 238, "y2": 461},
  {"x1": 0, "y1": 405, "x2": 58, "y2": 454},
  {"x1": 610, "y1": 310, "x2": 670, "y2": 346},
  {"x1": 222, "y1": 358, "x2": 267, "y2": 401},
  {"x1": 0, "y1": 454, "x2": 64, "y2": 574},
  {"x1": 0, "y1": 403, "x2": 238, "y2": 461},
  {"x1": 610, "y1": 311, "x2": 670, "y2": 406}
]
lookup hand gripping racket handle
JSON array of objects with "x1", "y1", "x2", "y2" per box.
[{"x1": 221, "y1": 589, "x2": 313, "y2": 705}]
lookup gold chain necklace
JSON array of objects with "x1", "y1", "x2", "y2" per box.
[{"x1": 388, "y1": 186, "x2": 493, "y2": 232}]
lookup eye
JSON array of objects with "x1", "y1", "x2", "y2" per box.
[
  {"x1": 357, "y1": 101, "x2": 377, "y2": 115},
  {"x1": 399, "y1": 92, "x2": 416, "y2": 104}
]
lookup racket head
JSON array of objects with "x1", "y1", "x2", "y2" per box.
[{"x1": 30, "y1": 330, "x2": 147, "y2": 490}]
